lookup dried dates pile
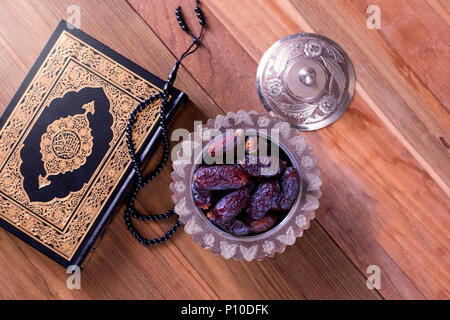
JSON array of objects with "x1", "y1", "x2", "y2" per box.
[{"x1": 192, "y1": 131, "x2": 300, "y2": 236}]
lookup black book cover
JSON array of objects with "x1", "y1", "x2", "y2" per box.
[{"x1": 0, "y1": 20, "x2": 185, "y2": 267}]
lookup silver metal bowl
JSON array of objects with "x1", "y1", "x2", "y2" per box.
[{"x1": 170, "y1": 111, "x2": 321, "y2": 261}]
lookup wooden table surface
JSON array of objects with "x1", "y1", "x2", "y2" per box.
[{"x1": 0, "y1": 0, "x2": 448, "y2": 300}]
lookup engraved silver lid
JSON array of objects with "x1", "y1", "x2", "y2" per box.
[{"x1": 256, "y1": 33, "x2": 355, "y2": 131}]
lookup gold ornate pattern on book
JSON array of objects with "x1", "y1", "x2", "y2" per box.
[
  {"x1": 38, "y1": 101, "x2": 95, "y2": 189},
  {"x1": 0, "y1": 31, "x2": 162, "y2": 259}
]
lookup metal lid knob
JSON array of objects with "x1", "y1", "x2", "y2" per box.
[
  {"x1": 299, "y1": 66, "x2": 316, "y2": 86},
  {"x1": 284, "y1": 58, "x2": 327, "y2": 101},
  {"x1": 256, "y1": 33, "x2": 355, "y2": 131}
]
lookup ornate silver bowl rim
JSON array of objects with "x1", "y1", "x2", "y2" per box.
[{"x1": 170, "y1": 111, "x2": 322, "y2": 261}]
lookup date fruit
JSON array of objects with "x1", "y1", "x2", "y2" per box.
[
  {"x1": 248, "y1": 213, "x2": 277, "y2": 234},
  {"x1": 278, "y1": 167, "x2": 300, "y2": 210},
  {"x1": 240, "y1": 155, "x2": 285, "y2": 178},
  {"x1": 195, "y1": 133, "x2": 302, "y2": 238},
  {"x1": 192, "y1": 182, "x2": 212, "y2": 209},
  {"x1": 270, "y1": 201, "x2": 283, "y2": 212},
  {"x1": 207, "y1": 214, "x2": 250, "y2": 236},
  {"x1": 228, "y1": 219, "x2": 250, "y2": 236},
  {"x1": 193, "y1": 165, "x2": 249, "y2": 190},
  {"x1": 212, "y1": 186, "x2": 251, "y2": 224},
  {"x1": 246, "y1": 180, "x2": 280, "y2": 220}
]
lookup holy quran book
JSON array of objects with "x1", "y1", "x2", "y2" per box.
[{"x1": 0, "y1": 21, "x2": 185, "y2": 267}]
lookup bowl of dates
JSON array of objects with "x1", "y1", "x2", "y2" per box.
[{"x1": 171, "y1": 111, "x2": 321, "y2": 261}]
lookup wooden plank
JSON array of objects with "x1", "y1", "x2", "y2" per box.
[
  {"x1": 0, "y1": 0, "x2": 380, "y2": 299},
  {"x1": 128, "y1": 0, "x2": 261, "y2": 112},
  {"x1": 283, "y1": 1, "x2": 450, "y2": 299},
  {"x1": 351, "y1": 0, "x2": 449, "y2": 113},
  {"x1": 427, "y1": 0, "x2": 450, "y2": 25},
  {"x1": 166, "y1": 0, "x2": 450, "y2": 299}
]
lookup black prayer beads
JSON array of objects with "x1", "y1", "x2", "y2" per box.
[{"x1": 124, "y1": 0, "x2": 205, "y2": 246}]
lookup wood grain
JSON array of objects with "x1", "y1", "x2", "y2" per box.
[
  {"x1": 351, "y1": 0, "x2": 450, "y2": 110},
  {"x1": 132, "y1": 0, "x2": 450, "y2": 299},
  {"x1": 0, "y1": 0, "x2": 448, "y2": 300},
  {"x1": 0, "y1": 0, "x2": 381, "y2": 299},
  {"x1": 427, "y1": 0, "x2": 450, "y2": 25}
]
